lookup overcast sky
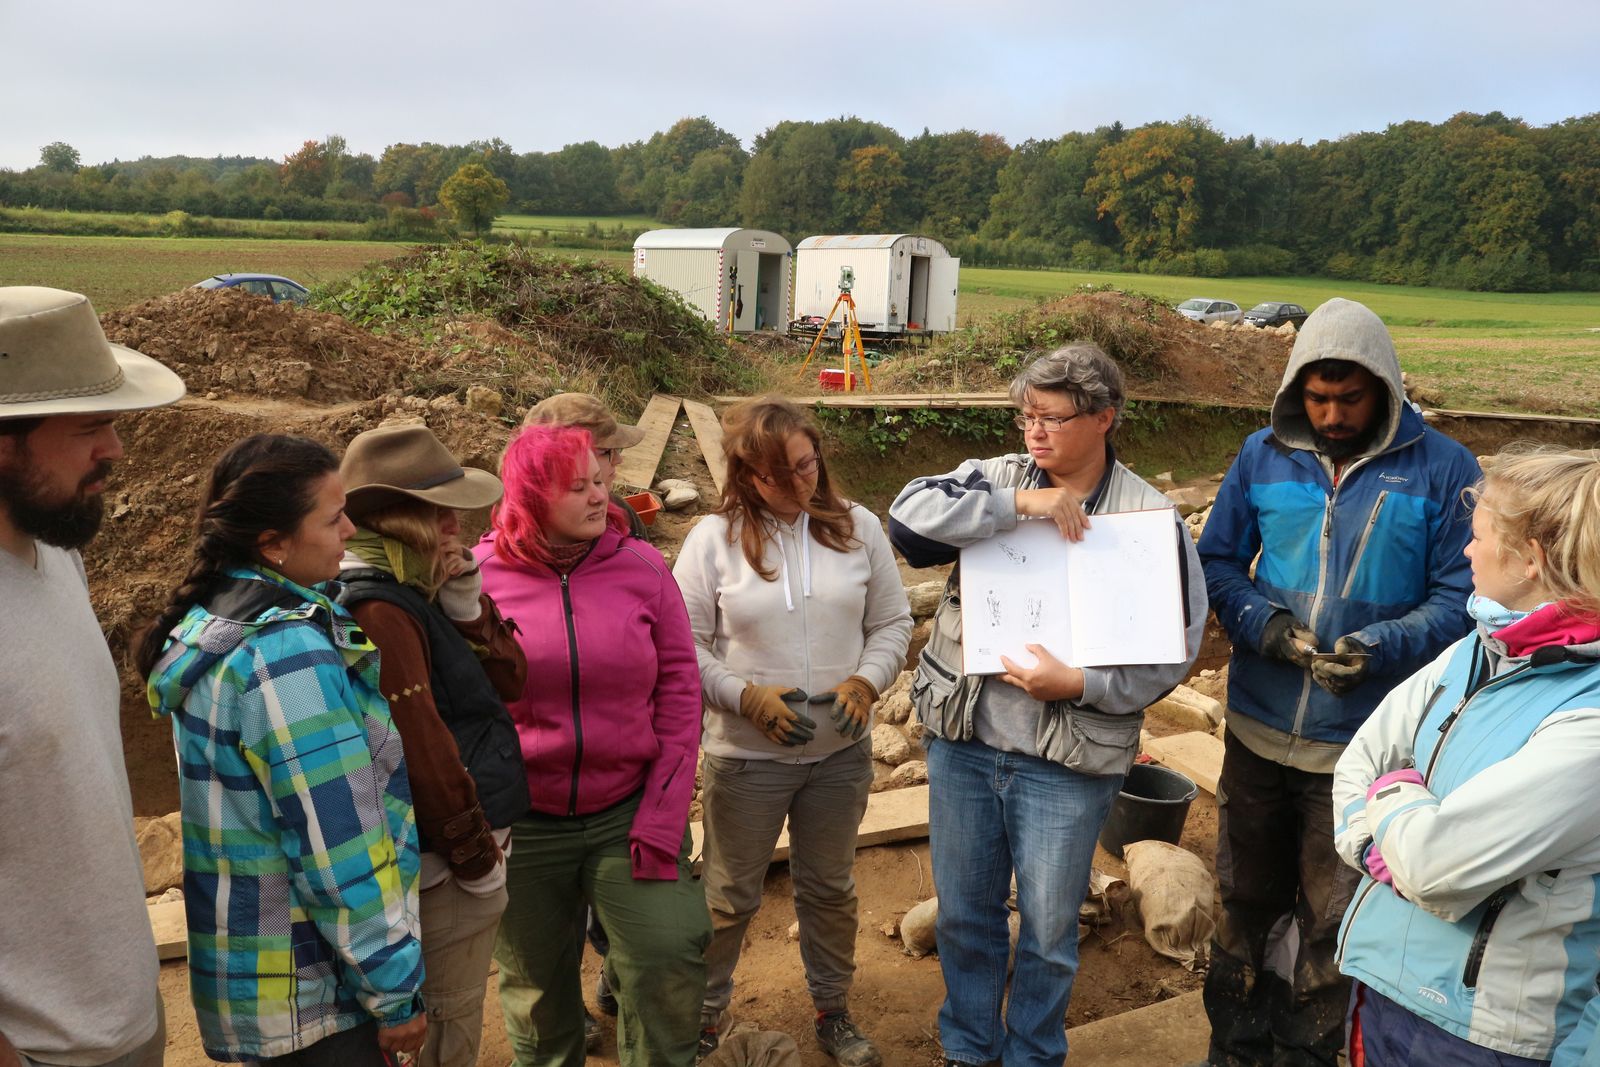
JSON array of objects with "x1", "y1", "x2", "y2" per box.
[{"x1": 3, "y1": 0, "x2": 1597, "y2": 172}]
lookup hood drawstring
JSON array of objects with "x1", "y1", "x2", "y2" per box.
[{"x1": 776, "y1": 513, "x2": 813, "y2": 613}]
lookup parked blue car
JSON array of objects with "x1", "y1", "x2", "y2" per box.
[{"x1": 193, "y1": 273, "x2": 310, "y2": 304}]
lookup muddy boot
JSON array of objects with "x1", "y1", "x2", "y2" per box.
[{"x1": 815, "y1": 1011, "x2": 882, "y2": 1067}]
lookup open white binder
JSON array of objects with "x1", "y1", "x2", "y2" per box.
[{"x1": 959, "y1": 507, "x2": 1186, "y2": 674}]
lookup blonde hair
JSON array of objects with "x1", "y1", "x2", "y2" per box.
[
  {"x1": 1470, "y1": 446, "x2": 1600, "y2": 617},
  {"x1": 357, "y1": 498, "x2": 448, "y2": 596}
]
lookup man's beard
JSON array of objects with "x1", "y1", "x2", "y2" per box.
[
  {"x1": 1311, "y1": 421, "x2": 1382, "y2": 462},
  {"x1": 0, "y1": 457, "x2": 112, "y2": 550}
]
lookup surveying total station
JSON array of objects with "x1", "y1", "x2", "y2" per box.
[{"x1": 799, "y1": 266, "x2": 872, "y2": 391}]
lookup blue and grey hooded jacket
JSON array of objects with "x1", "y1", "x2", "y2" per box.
[
  {"x1": 147, "y1": 567, "x2": 423, "y2": 1061},
  {"x1": 1333, "y1": 617, "x2": 1600, "y2": 1063},
  {"x1": 1197, "y1": 298, "x2": 1480, "y2": 744}
]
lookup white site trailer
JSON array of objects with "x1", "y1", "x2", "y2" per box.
[
  {"x1": 793, "y1": 234, "x2": 960, "y2": 337},
  {"x1": 631, "y1": 228, "x2": 793, "y2": 333}
]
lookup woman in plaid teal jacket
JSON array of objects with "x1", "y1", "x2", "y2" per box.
[{"x1": 136, "y1": 435, "x2": 426, "y2": 1063}]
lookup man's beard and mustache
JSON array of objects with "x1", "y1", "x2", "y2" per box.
[
  {"x1": 0, "y1": 457, "x2": 112, "y2": 550},
  {"x1": 1311, "y1": 419, "x2": 1382, "y2": 462}
]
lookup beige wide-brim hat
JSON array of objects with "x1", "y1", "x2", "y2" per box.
[
  {"x1": 341, "y1": 423, "x2": 503, "y2": 517},
  {"x1": 0, "y1": 287, "x2": 186, "y2": 417},
  {"x1": 523, "y1": 391, "x2": 646, "y2": 449}
]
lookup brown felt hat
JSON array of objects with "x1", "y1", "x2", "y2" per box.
[
  {"x1": 341, "y1": 423, "x2": 503, "y2": 517},
  {"x1": 0, "y1": 286, "x2": 186, "y2": 418},
  {"x1": 522, "y1": 392, "x2": 645, "y2": 449}
]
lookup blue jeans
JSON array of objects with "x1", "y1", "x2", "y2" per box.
[{"x1": 927, "y1": 736, "x2": 1124, "y2": 1067}]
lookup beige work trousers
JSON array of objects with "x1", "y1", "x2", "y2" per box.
[
  {"x1": 418, "y1": 876, "x2": 509, "y2": 1067},
  {"x1": 699, "y1": 741, "x2": 874, "y2": 1023}
]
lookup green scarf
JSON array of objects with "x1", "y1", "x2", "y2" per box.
[{"x1": 347, "y1": 528, "x2": 438, "y2": 594}]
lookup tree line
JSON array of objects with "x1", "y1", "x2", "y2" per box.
[{"x1": 6, "y1": 111, "x2": 1599, "y2": 292}]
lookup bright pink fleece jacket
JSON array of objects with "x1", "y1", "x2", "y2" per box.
[{"x1": 475, "y1": 527, "x2": 702, "y2": 880}]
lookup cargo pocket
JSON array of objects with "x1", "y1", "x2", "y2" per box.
[{"x1": 1059, "y1": 707, "x2": 1141, "y2": 776}]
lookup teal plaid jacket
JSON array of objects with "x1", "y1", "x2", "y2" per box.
[{"x1": 148, "y1": 567, "x2": 422, "y2": 1060}]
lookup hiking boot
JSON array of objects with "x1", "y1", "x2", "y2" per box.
[
  {"x1": 815, "y1": 1011, "x2": 883, "y2": 1067},
  {"x1": 583, "y1": 1007, "x2": 602, "y2": 1055},
  {"x1": 596, "y1": 968, "x2": 618, "y2": 1017},
  {"x1": 696, "y1": 1025, "x2": 720, "y2": 1063}
]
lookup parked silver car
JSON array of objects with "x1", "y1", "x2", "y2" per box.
[{"x1": 1175, "y1": 297, "x2": 1241, "y2": 324}]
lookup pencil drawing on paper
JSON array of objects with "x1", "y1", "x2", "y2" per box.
[
  {"x1": 1026, "y1": 595, "x2": 1043, "y2": 630},
  {"x1": 986, "y1": 588, "x2": 1003, "y2": 626},
  {"x1": 998, "y1": 540, "x2": 1027, "y2": 565}
]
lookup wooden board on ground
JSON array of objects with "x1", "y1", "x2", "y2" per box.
[
  {"x1": 1144, "y1": 731, "x2": 1225, "y2": 795},
  {"x1": 713, "y1": 391, "x2": 1271, "y2": 411},
  {"x1": 149, "y1": 899, "x2": 187, "y2": 961},
  {"x1": 614, "y1": 394, "x2": 681, "y2": 492},
  {"x1": 690, "y1": 785, "x2": 928, "y2": 866},
  {"x1": 1063, "y1": 990, "x2": 1208, "y2": 1065},
  {"x1": 680, "y1": 398, "x2": 727, "y2": 493}
]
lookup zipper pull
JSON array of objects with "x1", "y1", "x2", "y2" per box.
[{"x1": 1322, "y1": 497, "x2": 1334, "y2": 540}]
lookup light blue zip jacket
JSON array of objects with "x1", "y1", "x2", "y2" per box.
[
  {"x1": 1334, "y1": 624, "x2": 1600, "y2": 1062},
  {"x1": 1199, "y1": 298, "x2": 1481, "y2": 743}
]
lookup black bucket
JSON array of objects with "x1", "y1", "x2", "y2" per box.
[{"x1": 1098, "y1": 762, "x2": 1199, "y2": 860}]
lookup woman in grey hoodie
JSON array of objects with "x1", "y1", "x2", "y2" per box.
[
  {"x1": 888, "y1": 345, "x2": 1206, "y2": 1067},
  {"x1": 672, "y1": 397, "x2": 912, "y2": 1067}
]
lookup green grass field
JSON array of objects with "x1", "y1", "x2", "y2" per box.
[
  {"x1": 0, "y1": 205, "x2": 379, "y2": 242},
  {"x1": 4, "y1": 229, "x2": 1597, "y2": 415},
  {"x1": 492, "y1": 213, "x2": 660, "y2": 235}
]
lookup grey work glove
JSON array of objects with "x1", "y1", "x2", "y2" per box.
[
  {"x1": 1312, "y1": 636, "x2": 1372, "y2": 695},
  {"x1": 739, "y1": 683, "x2": 818, "y2": 747},
  {"x1": 1260, "y1": 612, "x2": 1319, "y2": 669},
  {"x1": 436, "y1": 547, "x2": 485, "y2": 622}
]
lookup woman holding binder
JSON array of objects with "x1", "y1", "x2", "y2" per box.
[
  {"x1": 887, "y1": 345, "x2": 1207, "y2": 1067},
  {"x1": 672, "y1": 396, "x2": 912, "y2": 1066}
]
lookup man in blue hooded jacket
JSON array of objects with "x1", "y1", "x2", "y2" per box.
[{"x1": 1195, "y1": 298, "x2": 1479, "y2": 1067}]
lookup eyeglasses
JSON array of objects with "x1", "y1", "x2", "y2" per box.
[
  {"x1": 1014, "y1": 411, "x2": 1088, "y2": 433},
  {"x1": 754, "y1": 454, "x2": 821, "y2": 487},
  {"x1": 593, "y1": 447, "x2": 621, "y2": 464}
]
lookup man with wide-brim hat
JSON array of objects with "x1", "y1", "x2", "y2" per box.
[
  {"x1": 0, "y1": 287, "x2": 185, "y2": 1067},
  {"x1": 336, "y1": 422, "x2": 531, "y2": 1067},
  {"x1": 524, "y1": 392, "x2": 651, "y2": 544}
]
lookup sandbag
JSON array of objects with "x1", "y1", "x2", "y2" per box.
[
  {"x1": 899, "y1": 896, "x2": 939, "y2": 957},
  {"x1": 700, "y1": 1031, "x2": 802, "y2": 1067},
  {"x1": 1124, "y1": 839, "x2": 1217, "y2": 971}
]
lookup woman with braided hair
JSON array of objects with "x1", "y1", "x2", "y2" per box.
[{"x1": 135, "y1": 433, "x2": 426, "y2": 1065}]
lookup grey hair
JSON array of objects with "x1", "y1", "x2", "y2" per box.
[{"x1": 1007, "y1": 343, "x2": 1126, "y2": 434}]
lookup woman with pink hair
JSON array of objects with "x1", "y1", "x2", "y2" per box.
[{"x1": 475, "y1": 423, "x2": 709, "y2": 1067}]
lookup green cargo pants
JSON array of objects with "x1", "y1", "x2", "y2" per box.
[{"x1": 494, "y1": 791, "x2": 710, "y2": 1067}]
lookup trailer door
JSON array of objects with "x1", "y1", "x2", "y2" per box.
[
  {"x1": 927, "y1": 258, "x2": 961, "y2": 332},
  {"x1": 733, "y1": 250, "x2": 760, "y2": 332}
]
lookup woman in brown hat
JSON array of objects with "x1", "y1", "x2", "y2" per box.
[{"x1": 336, "y1": 423, "x2": 532, "y2": 1067}]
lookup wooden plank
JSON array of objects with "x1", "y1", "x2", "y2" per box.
[
  {"x1": 1063, "y1": 990, "x2": 1208, "y2": 1066},
  {"x1": 148, "y1": 899, "x2": 187, "y2": 961},
  {"x1": 690, "y1": 784, "x2": 928, "y2": 867},
  {"x1": 681, "y1": 398, "x2": 728, "y2": 494},
  {"x1": 613, "y1": 394, "x2": 681, "y2": 492},
  {"x1": 714, "y1": 391, "x2": 1272, "y2": 412},
  {"x1": 1424, "y1": 406, "x2": 1600, "y2": 427},
  {"x1": 1144, "y1": 731, "x2": 1225, "y2": 795}
]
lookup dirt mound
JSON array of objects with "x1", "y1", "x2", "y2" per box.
[
  {"x1": 874, "y1": 290, "x2": 1292, "y2": 406},
  {"x1": 322, "y1": 243, "x2": 764, "y2": 418},
  {"x1": 100, "y1": 288, "x2": 425, "y2": 403},
  {"x1": 95, "y1": 396, "x2": 513, "y2": 815}
]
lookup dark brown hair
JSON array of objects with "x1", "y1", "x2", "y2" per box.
[
  {"x1": 714, "y1": 396, "x2": 857, "y2": 580},
  {"x1": 133, "y1": 434, "x2": 339, "y2": 676}
]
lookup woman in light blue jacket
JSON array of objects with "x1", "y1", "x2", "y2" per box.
[{"x1": 1334, "y1": 447, "x2": 1600, "y2": 1066}]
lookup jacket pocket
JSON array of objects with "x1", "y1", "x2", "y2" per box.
[
  {"x1": 912, "y1": 591, "x2": 965, "y2": 738},
  {"x1": 1042, "y1": 705, "x2": 1141, "y2": 776}
]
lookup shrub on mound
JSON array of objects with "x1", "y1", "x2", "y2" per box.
[{"x1": 319, "y1": 241, "x2": 761, "y2": 414}]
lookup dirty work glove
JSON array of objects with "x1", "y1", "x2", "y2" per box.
[
  {"x1": 739, "y1": 683, "x2": 817, "y2": 747},
  {"x1": 1260, "y1": 612, "x2": 1318, "y2": 669},
  {"x1": 825, "y1": 675, "x2": 879, "y2": 741},
  {"x1": 1312, "y1": 635, "x2": 1372, "y2": 695}
]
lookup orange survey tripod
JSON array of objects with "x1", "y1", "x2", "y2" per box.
[{"x1": 799, "y1": 267, "x2": 872, "y2": 391}]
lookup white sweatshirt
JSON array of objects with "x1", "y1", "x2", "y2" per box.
[{"x1": 673, "y1": 505, "x2": 913, "y2": 762}]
